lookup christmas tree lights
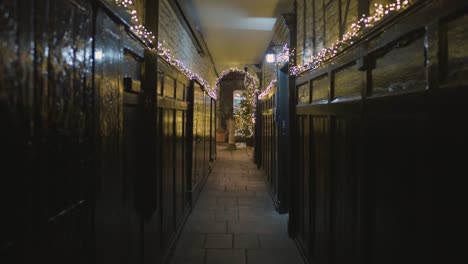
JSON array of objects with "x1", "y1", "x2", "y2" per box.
[{"x1": 215, "y1": 68, "x2": 259, "y2": 137}]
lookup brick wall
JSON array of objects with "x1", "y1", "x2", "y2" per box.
[
  {"x1": 304, "y1": 0, "x2": 314, "y2": 59},
  {"x1": 296, "y1": 0, "x2": 363, "y2": 66},
  {"x1": 135, "y1": 0, "x2": 145, "y2": 23},
  {"x1": 158, "y1": 0, "x2": 218, "y2": 88},
  {"x1": 296, "y1": 0, "x2": 305, "y2": 65}
]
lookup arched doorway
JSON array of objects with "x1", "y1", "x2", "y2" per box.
[{"x1": 215, "y1": 69, "x2": 259, "y2": 144}]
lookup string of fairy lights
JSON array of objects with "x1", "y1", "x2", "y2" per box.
[
  {"x1": 258, "y1": 80, "x2": 277, "y2": 100},
  {"x1": 290, "y1": 0, "x2": 410, "y2": 76},
  {"x1": 211, "y1": 68, "x2": 259, "y2": 137},
  {"x1": 215, "y1": 68, "x2": 259, "y2": 95},
  {"x1": 258, "y1": 0, "x2": 410, "y2": 100},
  {"x1": 276, "y1": 44, "x2": 292, "y2": 65},
  {"x1": 114, "y1": 0, "x2": 216, "y2": 98},
  {"x1": 115, "y1": 0, "x2": 411, "y2": 100}
]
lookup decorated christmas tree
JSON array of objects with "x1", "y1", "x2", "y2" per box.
[{"x1": 233, "y1": 72, "x2": 258, "y2": 139}]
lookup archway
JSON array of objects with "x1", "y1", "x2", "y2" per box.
[{"x1": 215, "y1": 68, "x2": 259, "y2": 144}]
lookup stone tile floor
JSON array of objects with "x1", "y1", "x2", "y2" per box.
[{"x1": 170, "y1": 145, "x2": 304, "y2": 264}]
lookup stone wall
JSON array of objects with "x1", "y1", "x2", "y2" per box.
[
  {"x1": 296, "y1": 0, "x2": 305, "y2": 65},
  {"x1": 158, "y1": 0, "x2": 218, "y2": 88}
]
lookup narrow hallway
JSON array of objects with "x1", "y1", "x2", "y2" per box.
[
  {"x1": 170, "y1": 145, "x2": 303, "y2": 264},
  {"x1": 3, "y1": 1, "x2": 464, "y2": 263}
]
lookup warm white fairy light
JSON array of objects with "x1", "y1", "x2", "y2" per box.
[
  {"x1": 215, "y1": 68, "x2": 260, "y2": 126},
  {"x1": 215, "y1": 68, "x2": 259, "y2": 96},
  {"x1": 258, "y1": 79, "x2": 277, "y2": 100},
  {"x1": 214, "y1": 69, "x2": 259, "y2": 137},
  {"x1": 276, "y1": 44, "x2": 294, "y2": 64},
  {"x1": 114, "y1": 0, "x2": 216, "y2": 98},
  {"x1": 291, "y1": 0, "x2": 410, "y2": 76}
]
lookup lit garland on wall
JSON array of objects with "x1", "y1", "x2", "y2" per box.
[
  {"x1": 114, "y1": 0, "x2": 216, "y2": 98},
  {"x1": 291, "y1": 0, "x2": 410, "y2": 76},
  {"x1": 276, "y1": 44, "x2": 293, "y2": 65},
  {"x1": 258, "y1": 79, "x2": 277, "y2": 100}
]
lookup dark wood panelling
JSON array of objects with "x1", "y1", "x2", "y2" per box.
[
  {"x1": 333, "y1": 64, "x2": 361, "y2": 100},
  {"x1": 190, "y1": 83, "x2": 215, "y2": 205},
  {"x1": 312, "y1": 75, "x2": 330, "y2": 102},
  {"x1": 175, "y1": 110, "x2": 186, "y2": 226},
  {"x1": 311, "y1": 117, "x2": 332, "y2": 264},
  {"x1": 164, "y1": 75, "x2": 176, "y2": 98},
  {"x1": 157, "y1": 97, "x2": 188, "y2": 111},
  {"x1": 296, "y1": 115, "x2": 313, "y2": 259},
  {"x1": 203, "y1": 94, "x2": 210, "y2": 178},
  {"x1": 140, "y1": 47, "x2": 161, "y2": 264},
  {"x1": 210, "y1": 98, "x2": 217, "y2": 161},
  {"x1": 123, "y1": 94, "x2": 142, "y2": 264},
  {"x1": 192, "y1": 84, "x2": 204, "y2": 190},
  {"x1": 94, "y1": 7, "x2": 125, "y2": 264},
  {"x1": 443, "y1": 13, "x2": 468, "y2": 87},
  {"x1": 157, "y1": 70, "x2": 164, "y2": 95},
  {"x1": 0, "y1": 0, "x2": 93, "y2": 263},
  {"x1": 0, "y1": 1, "x2": 216, "y2": 264},
  {"x1": 371, "y1": 31, "x2": 426, "y2": 97},
  {"x1": 257, "y1": 67, "x2": 291, "y2": 213},
  {"x1": 298, "y1": 82, "x2": 311, "y2": 104},
  {"x1": 259, "y1": 94, "x2": 277, "y2": 201},
  {"x1": 331, "y1": 118, "x2": 358, "y2": 264},
  {"x1": 176, "y1": 81, "x2": 185, "y2": 101},
  {"x1": 161, "y1": 109, "x2": 175, "y2": 249},
  {"x1": 291, "y1": 1, "x2": 468, "y2": 264},
  {"x1": 156, "y1": 58, "x2": 195, "y2": 262}
]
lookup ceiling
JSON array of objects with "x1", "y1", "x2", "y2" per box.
[{"x1": 183, "y1": 0, "x2": 294, "y2": 70}]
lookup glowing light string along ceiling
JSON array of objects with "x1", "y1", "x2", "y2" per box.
[
  {"x1": 291, "y1": 0, "x2": 410, "y2": 76},
  {"x1": 114, "y1": 0, "x2": 216, "y2": 98}
]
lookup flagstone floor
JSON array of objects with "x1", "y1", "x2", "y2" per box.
[{"x1": 169, "y1": 145, "x2": 304, "y2": 264}]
